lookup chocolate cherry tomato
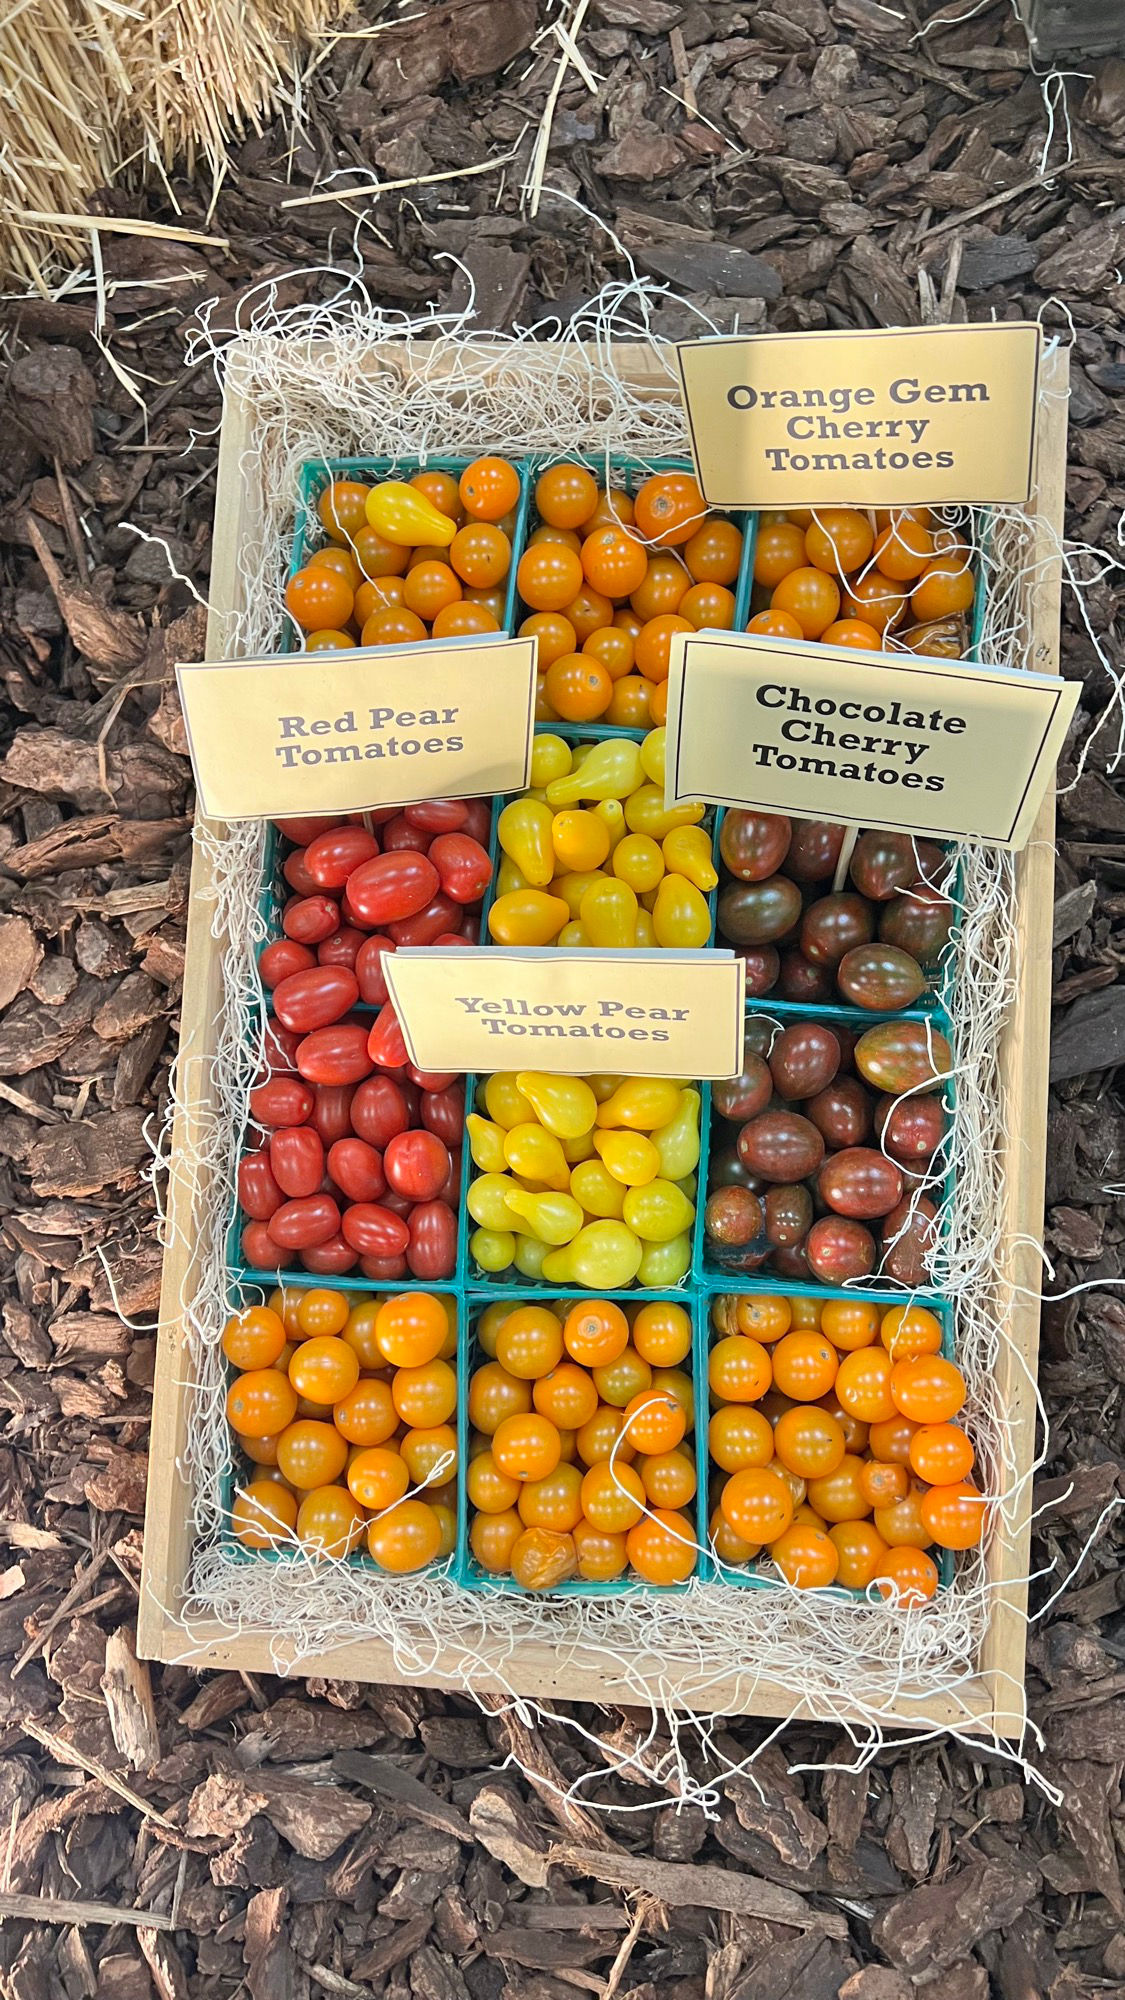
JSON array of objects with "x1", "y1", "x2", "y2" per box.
[
  {"x1": 777, "y1": 951, "x2": 834, "y2": 1003},
  {"x1": 806, "y1": 1216, "x2": 876, "y2": 1283},
  {"x1": 355, "y1": 935, "x2": 396, "y2": 1005},
  {"x1": 786, "y1": 820, "x2": 845, "y2": 882},
  {"x1": 880, "y1": 883, "x2": 953, "y2": 964},
  {"x1": 406, "y1": 1198, "x2": 457, "y2": 1279},
  {"x1": 806, "y1": 1077, "x2": 872, "y2": 1149},
  {"x1": 267, "y1": 1193, "x2": 341, "y2": 1248},
  {"x1": 404, "y1": 799, "x2": 469, "y2": 832},
  {"x1": 269, "y1": 1126, "x2": 325, "y2": 1199},
  {"x1": 768, "y1": 1023, "x2": 840, "y2": 1102},
  {"x1": 420, "y1": 1084, "x2": 465, "y2": 1146},
  {"x1": 341, "y1": 1203, "x2": 411, "y2": 1256},
  {"x1": 296, "y1": 1024, "x2": 373, "y2": 1086},
  {"x1": 799, "y1": 893, "x2": 873, "y2": 966},
  {"x1": 259, "y1": 939, "x2": 315, "y2": 988},
  {"x1": 837, "y1": 944, "x2": 925, "y2": 1012},
  {"x1": 249, "y1": 1075, "x2": 315, "y2": 1129},
  {"x1": 350, "y1": 1075, "x2": 411, "y2": 1148},
  {"x1": 304, "y1": 824, "x2": 379, "y2": 888},
  {"x1": 764, "y1": 1183, "x2": 812, "y2": 1248},
  {"x1": 384, "y1": 1129, "x2": 451, "y2": 1202},
  {"x1": 738, "y1": 1110, "x2": 825, "y2": 1183},
  {"x1": 241, "y1": 1220, "x2": 294, "y2": 1269},
  {"x1": 238, "y1": 1151, "x2": 284, "y2": 1221},
  {"x1": 282, "y1": 894, "x2": 340, "y2": 945},
  {"x1": 327, "y1": 1137, "x2": 386, "y2": 1203},
  {"x1": 719, "y1": 810, "x2": 791, "y2": 882},
  {"x1": 310, "y1": 1083, "x2": 355, "y2": 1146},
  {"x1": 389, "y1": 893, "x2": 461, "y2": 947},
  {"x1": 718, "y1": 876, "x2": 802, "y2": 946},
  {"x1": 849, "y1": 831, "x2": 924, "y2": 902},
  {"x1": 712, "y1": 1056, "x2": 772, "y2": 1123},
  {"x1": 273, "y1": 965, "x2": 360, "y2": 1033},
  {"x1": 346, "y1": 852, "x2": 441, "y2": 927},
  {"x1": 854, "y1": 1021, "x2": 952, "y2": 1095},
  {"x1": 880, "y1": 1194, "x2": 939, "y2": 1285},
  {"x1": 367, "y1": 1004, "x2": 409, "y2": 1070},
  {"x1": 318, "y1": 926, "x2": 365, "y2": 969},
  {"x1": 428, "y1": 832, "x2": 493, "y2": 904},
  {"x1": 705, "y1": 1186, "x2": 763, "y2": 1247},
  {"x1": 819, "y1": 1148, "x2": 903, "y2": 1220},
  {"x1": 876, "y1": 1093, "x2": 945, "y2": 1163},
  {"x1": 739, "y1": 945, "x2": 781, "y2": 996}
]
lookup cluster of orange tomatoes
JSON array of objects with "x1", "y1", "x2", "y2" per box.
[
  {"x1": 708, "y1": 1292, "x2": 983, "y2": 1601},
  {"x1": 466, "y1": 1296, "x2": 698, "y2": 1590},
  {"x1": 224, "y1": 1287, "x2": 458, "y2": 1572},
  {"x1": 284, "y1": 458, "x2": 524, "y2": 649},
  {"x1": 518, "y1": 463, "x2": 743, "y2": 729},
  {"x1": 748, "y1": 506, "x2": 975, "y2": 658}
]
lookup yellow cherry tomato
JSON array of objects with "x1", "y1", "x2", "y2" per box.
[
  {"x1": 612, "y1": 833, "x2": 665, "y2": 894},
  {"x1": 594, "y1": 798, "x2": 627, "y2": 849},
  {"x1": 471, "y1": 1227, "x2": 516, "y2": 1272},
  {"x1": 488, "y1": 890, "x2": 569, "y2": 946},
  {"x1": 551, "y1": 809, "x2": 610, "y2": 873},
  {"x1": 639, "y1": 727, "x2": 666, "y2": 786},
  {"x1": 637, "y1": 1232, "x2": 693, "y2": 1287},
  {"x1": 467, "y1": 1172, "x2": 522, "y2": 1231},
  {"x1": 624, "y1": 784, "x2": 706, "y2": 839},
  {"x1": 495, "y1": 854, "x2": 529, "y2": 896}
]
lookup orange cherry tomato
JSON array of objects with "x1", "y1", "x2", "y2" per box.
[
  {"x1": 227, "y1": 1369, "x2": 297, "y2": 1439},
  {"x1": 787, "y1": 1296, "x2": 822, "y2": 1330},
  {"x1": 465, "y1": 584, "x2": 506, "y2": 621},
  {"x1": 467, "y1": 1360, "x2": 531, "y2": 1434},
  {"x1": 544, "y1": 652, "x2": 613, "y2": 721},
  {"x1": 564, "y1": 1299, "x2": 629, "y2": 1368},
  {"x1": 860, "y1": 1459, "x2": 910, "y2": 1507},
  {"x1": 580, "y1": 1458, "x2": 646, "y2": 1531},
  {"x1": 277, "y1": 1419, "x2": 348, "y2": 1488},
  {"x1": 518, "y1": 542, "x2": 585, "y2": 612},
  {"x1": 534, "y1": 1362, "x2": 599, "y2": 1431},
  {"x1": 873, "y1": 1544, "x2": 939, "y2": 1606},
  {"x1": 410, "y1": 469, "x2": 462, "y2": 522},
  {"x1": 804, "y1": 508, "x2": 874, "y2": 577},
  {"x1": 308, "y1": 544, "x2": 362, "y2": 591},
  {"x1": 223, "y1": 1306, "x2": 286, "y2": 1371},
  {"x1": 573, "y1": 1520, "x2": 629, "y2": 1580},
  {"x1": 268, "y1": 1288, "x2": 305, "y2": 1338},
  {"x1": 820, "y1": 619, "x2": 882, "y2": 650},
  {"x1": 820, "y1": 1300, "x2": 879, "y2": 1353},
  {"x1": 582, "y1": 526, "x2": 649, "y2": 599},
  {"x1": 614, "y1": 606, "x2": 643, "y2": 638},
  {"x1": 626, "y1": 1507, "x2": 696, "y2": 1582},
  {"x1": 536, "y1": 463, "x2": 599, "y2": 530},
  {"x1": 399, "y1": 1423, "x2": 458, "y2": 1487},
  {"x1": 710, "y1": 1504, "x2": 761, "y2": 1566},
  {"x1": 333, "y1": 1376, "x2": 397, "y2": 1447},
  {"x1": 353, "y1": 525, "x2": 410, "y2": 579},
  {"x1": 652, "y1": 1367, "x2": 694, "y2": 1430},
  {"x1": 318, "y1": 480, "x2": 369, "y2": 543},
  {"x1": 633, "y1": 472, "x2": 705, "y2": 548},
  {"x1": 592, "y1": 1347, "x2": 652, "y2": 1410},
  {"x1": 771, "y1": 1331, "x2": 838, "y2": 1402},
  {"x1": 459, "y1": 455, "x2": 521, "y2": 522},
  {"x1": 575, "y1": 1403, "x2": 637, "y2": 1467},
  {"x1": 634, "y1": 612, "x2": 693, "y2": 685},
  {"x1": 587, "y1": 487, "x2": 634, "y2": 531},
  {"x1": 735, "y1": 1294, "x2": 791, "y2": 1342},
  {"x1": 880, "y1": 1305, "x2": 943, "y2": 1360},
  {"x1": 535, "y1": 676, "x2": 559, "y2": 722},
  {"x1": 354, "y1": 576, "x2": 405, "y2": 624},
  {"x1": 684, "y1": 518, "x2": 742, "y2": 584},
  {"x1": 295, "y1": 1289, "x2": 349, "y2": 1338},
  {"x1": 476, "y1": 1303, "x2": 510, "y2": 1360},
  {"x1": 466, "y1": 1449, "x2": 522, "y2": 1515},
  {"x1": 867, "y1": 1414, "x2": 920, "y2": 1465},
  {"x1": 835, "y1": 1347, "x2": 897, "y2": 1424},
  {"x1": 630, "y1": 552, "x2": 688, "y2": 621},
  {"x1": 621, "y1": 1388, "x2": 686, "y2": 1456},
  {"x1": 562, "y1": 583, "x2": 615, "y2": 642},
  {"x1": 639, "y1": 1446, "x2": 696, "y2": 1510},
  {"x1": 919, "y1": 1479, "x2": 986, "y2": 1549},
  {"x1": 771, "y1": 1522, "x2": 839, "y2": 1589},
  {"x1": 347, "y1": 1445, "x2": 408, "y2": 1510},
  {"x1": 753, "y1": 521, "x2": 807, "y2": 588},
  {"x1": 842, "y1": 569, "x2": 905, "y2": 633},
  {"x1": 304, "y1": 630, "x2": 355, "y2": 651},
  {"x1": 449, "y1": 522, "x2": 511, "y2": 590},
  {"x1": 603, "y1": 676, "x2": 651, "y2": 728},
  {"x1": 374, "y1": 1292, "x2": 448, "y2": 1368},
  {"x1": 746, "y1": 608, "x2": 803, "y2": 639},
  {"x1": 342, "y1": 1300, "x2": 384, "y2": 1371},
  {"x1": 232, "y1": 1479, "x2": 299, "y2": 1548},
  {"x1": 771, "y1": 567, "x2": 840, "y2": 639},
  {"x1": 679, "y1": 581, "x2": 735, "y2": 631},
  {"x1": 368, "y1": 1499, "x2": 444, "y2": 1572},
  {"x1": 875, "y1": 505, "x2": 933, "y2": 534},
  {"x1": 829, "y1": 1519, "x2": 887, "y2": 1589},
  {"x1": 708, "y1": 1335, "x2": 771, "y2": 1404},
  {"x1": 408, "y1": 543, "x2": 452, "y2": 569},
  {"x1": 403, "y1": 561, "x2": 461, "y2": 622},
  {"x1": 286, "y1": 565, "x2": 354, "y2": 634},
  {"x1": 891, "y1": 1355, "x2": 965, "y2": 1425},
  {"x1": 806, "y1": 1452, "x2": 870, "y2": 1524},
  {"x1": 632, "y1": 1301, "x2": 691, "y2": 1368},
  {"x1": 392, "y1": 1357, "x2": 457, "y2": 1428},
  {"x1": 649, "y1": 679, "x2": 669, "y2": 725},
  {"x1": 297, "y1": 1484, "x2": 366, "y2": 1558},
  {"x1": 433, "y1": 601, "x2": 500, "y2": 638},
  {"x1": 471, "y1": 1508, "x2": 523, "y2": 1573},
  {"x1": 289, "y1": 1336, "x2": 360, "y2": 1406},
  {"x1": 361, "y1": 605, "x2": 427, "y2": 647},
  {"x1": 911, "y1": 555, "x2": 974, "y2": 623},
  {"x1": 873, "y1": 1480, "x2": 932, "y2": 1549},
  {"x1": 518, "y1": 1461, "x2": 583, "y2": 1532},
  {"x1": 583, "y1": 624, "x2": 635, "y2": 679},
  {"x1": 520, "y1": 611, "x2": 577, "y2": 668},
  {"x1": 708, "y1": 1403, "x2": 774, "y2": 1472},
  {"x1": 531, "y1": 524, "x2": 582, "y2": 553},
  {"x1": 721, "y1": 1466, "x2": 794, "y2": 1545},
  {"x1": 496, "y1": 1306, "x2": 564, "y2": 1380},
  {"x1": 774, "y1": 1406, "x2": 846, "y2": 1480},
  {"x1": 873, "y1": 519, "x2": 934, "y2": 581},
  {"x1": 492, "y1": 1412, "x2": 561, "y2": 1481},
  {"x1": 909, "y1": 1422, "x2": 975, "y2": 1486}
]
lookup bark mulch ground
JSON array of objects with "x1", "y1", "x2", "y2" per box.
[{"x1": 0, "y1": 4, "x2": 1123, "y2": 1996}]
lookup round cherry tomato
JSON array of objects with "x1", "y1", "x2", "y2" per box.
[
  {"x1": 891, "y1": 1356, "x2": 965, "y2": 1425},
  {"x1": 285, "y1": 565, "x2": 354, "y2": 634},
  {"x1": 347, "y1": 852, "x2": 440, "y2": 928},
  {"x1": 273, "y1": 965, "x2": 359, "y2": 1033},
  {"x1": 249, "y1": 1075, "x2": 315, "y2": 1130},
  {"x1": 227, "y1": 1369, "x2": 298, "y2": 1438},
  {"x1": 296, "y1": 1024, "x2": 373, "y2": 1086},
  {"x1": 259, "y1": 939, "x2": 315, "y2": 987},
  {"x1": 460, "y1": 456, "x2": 521, "y2": 522},
  {"x1": 771, "y1": 567, "x2": 840, "y2": 639},
  {"x1": 536, "y1": 463, "x2": 598, "y2": 529},
  {"x1": 582, "y1": 526, "x2": 648, "y2": 599},
  {"x1": 684, "y1": 518, "x2": 742, "y2": 584},
  {"x1": 919, "y1": 1479, "x2": 985, "y2": 1549},
  {"x1": 268, "y1": 1126, "x2": 325, "y2": 1198},
  {"x1": 633, "y1": 472, "x2": 704, "y2": 548},
  {"x1": 518, "y1": 543, "x2": 584, "y2": 612},
  {"x1": 909, "y1": 1423, "x2": 975, "y2": 1486},
  {"x1": 753, "y1": 521, "x2": 807, "y2": 588},
  {"x1": 238, "y1": 1151, "x2": 284, "y2": 1221}
]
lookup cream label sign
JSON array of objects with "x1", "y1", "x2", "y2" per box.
[
  {"x1": 663, "y1": 630, "x2": 1077, "y2": 850},
  {"x1": 383, "y1": 948, "x2": 747, "y2": 1080},
  {"x1": 176, "y1": 636, "x2": 537, "y2": 819},
  {"x1": 676, "y1": 323, "x2": 1041, "y2": 508}
]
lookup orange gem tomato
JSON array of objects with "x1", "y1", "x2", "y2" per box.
[
  {"x1": 841, "y1": 569, "x2": 905, "y2": 633},
  {"x1": 735, "y1": 1294, "x2": 791, "y2": 1342},
  {"x1": 575, "y1": 1403, "x2": 636, "y2": 1467},
  {"x1": 367, "y1": 1499, "x2": 444, "y2": 1571},
  {"x1": 399, "y1": 1423, "x2": 458, "y2": 1487},
  {"x1": 829, "y1": 1520, "x2": 887, "y2": 1589},
  {"x1": 873, "y1": 1544, "x2": 939, "y2": 1606},
  {"x1": 873, "y1": 1481, "x2": 931, "y2": 1549},
  {"x1": 496, "y1": 1306, "x2": 564, "y2": 1381},
  {"x1": 403, "y1": 561, "x2": 461, "y2": 622},
  {"x1": 580, "y1": 1459, "x2": 646, "y2": 1531},
  {"x1": 459, "y1": 455, "x2": 521, "y2": 522},
  {"x1": 467, "y1": 1361, "x2": 531, "y2": 1434},
  {"x1": 820, "y1": 619, "x2": 882, "y2": 650},
  {"x1": 774, "y1": 1407, "x2": 846, "y2": 1480},
  {"x1": 333, "y1": 1376, "x2": 397, "y2": 1447},
  {"x1": 708, "y1": 1335, "x2": 771, "y2": 1404},
  {"x1": 605, "y1": 675, "x2": 652, "y2": 728},
  {"x1": 880, "y1": 1305, "x2": 943, "y2": 1359},
  {"x1": 354, "y1": 576, "x2": 405, "y2": 625},
  {"x1": 562, "y1": 583, "x2": 615, "y2": 642},
  {"x1": 631, "y1": 1300, "x2": 691, "y2": 1368},
  {"x1": 626, "y1": 1507, "x2": 696, "y2": 1582},
  {"x1": 227, "y1": 1369, "x2": 297, "y2": 1439},
  {"x1": 630, "y1": 552, "x2": 688, "y2": 621},
  {"x1": 708, "y1": 1403, "x2": 774, "y2": 1472},
  {"x1": 710, "y1": 1505, "x2": 761, "y2": 1566},
  {"x1": 289, "y1": 1336, "x2": 360, "y2": 1406},
  {"x1": 510, "y1": 1526, "x2": 579, "y2": 1591},
  {"x1": 804, "y1": 508, "x2": 874, "y2": 577},
  {"x1": 450, "y1": 523, "x2": 511, "y2": 589},
  {"x1": 867, "y1": 1414, "x2": 920, "y2": 1465},
  {"x1": 890, "y1": 1355, "x2": 965, "y2": 1425},
  {"x1": 392, "y1": 1358, "x2": 457, "y2": 1428},
  {"x1": 746, "y1": 608, "x2": 803, "y2": 639},
  {"x1": 466, "y1": 1449, "x2": 521, "y2": 1515},
  {"x1": 633, "y1": 472, "x2": 704, "y2": 548},
  {"x1": 721, "y1": 1466, "x2": 793, "y2": 1545},
  {"x1": 564, "y1": 1299, "x2": 629, "y2": 1368},
  {"x1": 640, "y1": 1448, "x2": 696, "y2": 1510},
  {"x1": 621, "y1": 1388, "x2": 686, "y2": 1456},
  {"x1": 296, "y1": 1484, "x2": 366, "y2": 1558},
  {"x1": 518, "y1": 1461, "x2": 583, "y2": 1531},
  {"x1": 286, "y1": 565, "x2": 354, "y2": 634},
  {"x1": 873, "y1": 519, "x2": 934, "y2": 580},
  {"x1": 410, "y1": 469, "x2": 462, "y2": 522},
  {"x1": 353, "y1": 526, "x2": 409, "y2": 580},
  {"x1": 573, "y1": 1520, "x2": 629, "y2": 1580},
  {"x1": 296, "y1": 1288, "x2": 350, "y2": 1337},
  {"x1": 376, "y1": 1292, "x2": 449, "y2": 1367},
  {"x1": 753, "y1": 521, "x2": 806, "y2": 588},
  {"x1": 536, "y1": 462, "x2": 599, "y2": 529},
  {"x1": 318, "y1": 480, "x2": 369, "y2": 542},
  {"x1": 588, "y1": 487, "x2": 634, "y2": 531},
  {"x1": 470, "y1": 1508, "x2": 523, "y2": 1573},
  {"x1": 222, "y1": 1306, "x2": 286, "y2": 1371},
  {"x1": 771, "y1": 1331, "x2": 838, "y2": 1402},
  {"x1": 592, "y1": 1347, "x2": 652, "y2": 1409},
  {"x1": 859, "y1": 1459, "x2": 909, "y2": 1507},
  {"x1": 303, "y1": 629, "x2": 355, "y2": 652},
  {"x1": 347, "y1": 1445, "x2": 409, "y2": 1510},
  {"x1": 919, "y1": 1479, "x2": 986, "y2": 1549},
  {"x1": 361, "y1": 605, "x2": 427, "y2": 647},
  {"x1": 533, "y1": 1362, "x2": 599, "y2": 1431},
  {"x1": 908, "y1": 1422, "x2": 975, "y2": 1486},
  {"x1": 520, "y1": 611, "x2": 577, "y2": 668},
  {"x1": 770, "y1": 567, "x2": 840, "y2": 640},
  {"x1": 806, "y1": 1453, "x2": 870, "y2": 1524},
  {"x1": 679, "y1": 582, "x2": 735, "y2": 630},
  {"x1": 583, "y1": 624, "x2": 635, "y2": 679},
  {"x1": 518, "y1": 543, "x2": 584, "y2": 612},
  {"x1": 544, "y1": 652, "x2": 613, "y2": 721},
  {"x1": 530, "y1": 524, "x2": 581, "y2": 555},
  {"x1": 582, "y1": 526, "x2": 648, "y2": 599},
  {"x1": 240, "y1": 1431, "x2": 282, "y2": 1467},
  {"x1": 684, "y1": 518, "x2": 742, "y2": 584},
  {"x1": 432, "y1": 601, "x2": 499, "y2": 638},
  {"x1": 277, "y1": 1419, "x2": 348, "y2": 1489},
  {"x1": 634, "y1": 613, "x2": 692, "y2": 685},
  {"x1": 771, "y1": 1522, "x2": 839, "y2": 1589},
  {"x1": 910, "y1": 556, "x2": 974, "y2": 623},
  {"x1": 231, "y1": 1479, "x2": 298, "y2": 1548},
  {"x1": 835, "y1": 1347, "x2": 897, "y2": 1423},
  {"x1": 820, "y1": 1300, "x2": 879, "y2": 1353},
  {"x1": 492, "y1": 1412, "x2": 561, "y2": 1482},
  {"x1": 308, "y1": 545, "x2": 362, "y2": 590}
]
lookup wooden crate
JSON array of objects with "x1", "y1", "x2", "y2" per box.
[{"x1": 137, "y1": 340, "x2": 1067, "y2": 1732}]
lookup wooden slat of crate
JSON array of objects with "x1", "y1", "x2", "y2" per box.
[{"x1": 138, "y1": 340, "x2": 1067, "y2": 1731}]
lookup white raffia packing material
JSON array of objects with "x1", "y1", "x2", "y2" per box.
[{"x1": 155, "y1": 291, "x2": 1056, "y2": 1801}]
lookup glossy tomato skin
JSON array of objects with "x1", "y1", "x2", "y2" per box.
[
  {"x1": 267, "y1": 1193, "x2": 341, "y2": 1249},
  {"x1": 719, "y1": 811, "x2": 791, "y2": 882},
  {"x1": 274, "y1": 814, "x2": 346, "y2": 845},
  {"x1": 259, "y1": 939, "x2": 315, "y2": 988},
  {"x1": 272, "y1": 965, "x2": 359, "y2": 1033},
  {"x1": 786, "y1": 820, "x2": 845, "y2": 882},
  {"x1": 461, "y1": 800, "x2": 492, "y2": 846},
  {"x1": 249, "y1": 1075, "x2": 315, "y2": 1130},
  {"x1": 380, "y1": 814, "x2": 431, "y2": 854},
  {"x1": 389, "y1": 893, "x2": 461, "y2": 947},
  {"x1": 262, "y1": 1020, "x2": 301, "y2": 1073},
  {"x1": 241, "y1": 1220, "x2": 295, "y2": 1269},
  {"x1": 269, "y1": 1126, "x2": 326, "y2": 1199},
  {"x1": 420, "y1": 1084, "x2": 465, "y2": 1146},
  {"x1": 238, "y1": 1151, "x2": 284, "y2": 1221},
  {"x1": 310, "y1": 1083, "x2": 355, "y2": 1146},
  {"x1": 346, "y1": 852, "x2": 440, "y2": 927},
  {"x1": 283, "y1": 849, "x2": 318, "y2": 896},
  {"x1": 404, "y1": 798, "x2": 469, "y2": 833},
  {"x1": 327, "y1": 1137, "x2": 386, "y2": 1202},
  {"x1": 341, "y1": 1203, "x2": 411, "y2": 1256},
  {"x1": 355, "y1": 935, "x2": 396, "y2": 1005},
  {"x1": 366, "y1": 1004, "x2": 409, "y2": 1070},
  {"x1": 406, "y1": 1199, "x2": 457, "y2": 1279},
  {"x1": 738, "y1": 1110, "x2": 825, "y2": 1183},
  {"x1": 805, "y1": 1077, "x2": 872, "y2": 1149},
  {"x1": 303, "y1": 825, "x2": 379, "y2": 888},
  {"x1": 350, "y1": 1075, "x2": 411, "y2": 1148},
  {"x1": 384, "y1": 1129, "x2": 451, "y2": 1202},
  {"x1": 299, "y1": 1233, "x2": 359, "y2": 1274},
  {"x1": 769, "y1": 1023, "x2": 841, "y2": 1102},
  {"x1": 282, "y1": 894, "x2": 340, "y2": 945},
  {"x1": 317, "y1": 926, "x2": 365, "y2": 969},
  {"x1": 295, "y1": 1024, "x2": 373, "y2": 1086},
  {"x1": 712, "y1": 1057, "x2": 773, "y2": 1124},
  {"x1": 427, "y1": 833, "x2": 492, "y2": 904}
]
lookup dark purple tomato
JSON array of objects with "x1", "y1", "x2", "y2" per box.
[
  {"x1": 854, "y1": 1020, "x2": 952, "y2": 1095},
  {"x1": 848, "y1": 831, "x2": 924, "y2": 902},
  {"x1": 267, "y1": 1192, "x2": 341, "y2": 1249},
  {"x1": 799, "y1": 893, "x2": 874, "y2": 966},
  {"x1": 273, "y1": 964, "x2": 360, "y2": 1033},
  {"x1": 785, "y1": 820, "x2": 845, "y2": 883},
  {"x1": 407, "y1": 1199, "x2": 458, "y2": 1279},
  {"x1": 718, "y1": 876, "x2": 803, "y2": 947},
  {"x1": 340, "y1": 1203, "x2": 411, "y2": 1256},
  {"x1": 705, "y1": 1185, "x2": 763, "y2": 1247},
  {"x1": 737, "y1": 1109, "x2": 825, "y2": 1183},
  {"x1": 296, "y1": 1023, "x2": 374, "y2": 1087},
  {"x1": 346, "y1": 852, "x2": 440, "y2": 928},
  {"x1": 738, "y1": 945, "x2": 781, "y2": 996},
  {"x1": 420, "y1": 1084, "x2": 465, "y2": 1147},
  {"x1": 880, "y1": 884, "x2": 953, "y2": 965},
  {"x1": 300, "y1": 1234, "x2": 359, "y2": 1275},
  {"x1": 764, "y1": 1183, "x2": 812, "y2": 1248},
  {"x1": 771, "y1": 1241, "x2": 813, "y2": 1281},
  {"x1": 744, "y1": 1016, "x2": 777, "y2": 1059},
  {"x1": 282, "y1": 894, "x2": 341, "y2": 945},
  {"x1": 719, "y1": 810, "x2": 792, "y2": 883},
  {"x1": 384, "y1": 1129, "x2": 451, "y2": 1203},
  {"x1": 805, "y1": 1077, "x2": 872, "y2": 1149},
  {"x1": 241, "y1": 1220, "x2": 295, "y2": 1270},
  {"x1": 327, "y1": 1136, "x2": 385, "y2": 1203},
  {"x1": 805, "y1": 1215, "x2": 876, "y2": 1283},
  {"x1": 259, "y1": 939, "x2": 315, "y2": 988},
  {"x1": 238, "y1": 1151, "x2": 283, "y2": 1221},
  {"x1": 388, "y1": 893, "x2": 461, "y2": 948},
  {"x1": 777, "y1": 951, "x2": 834, "y2": 1003},
  {"x1": 304, "y1": 825, "x2": 379, "y2": 889},
  {"x1": 880, "y1": 1193, "x2": 939, "y2": 1286},
  {"x1": 355, "y1": 935, "x2": 396, "y2": 1006},
  {"x1": 712, "y1": 1056, "x2": 773, "y2": 1123},
  {"x1": 709, "y1": 1141, "x2": 766, "y2": 1194},
  {"x1": 712, "y1": 1241, "x2": 772, "y2": 1274},
  {"x1": 269, "y1": 1126, "x2": 326, "y2": 1199},
  {"x1": 249, "y1": 1075, "x2": 315, "y2": 1130},
  {"x1": 350, "y1": 1075, "x2": 411, "y2": 1148},
  {"x1": 310, "y1": 1083, "x2": 356, "y2": 1147},
  {"x1": 318, "y1": 926, "x2": 366, "y2": 969},
  {"x1": 836, "y1": 944, "x2": 926, "y2": 1012},
  {"x1": 819, "y1": 1147, "x2": 903, "y2": 1220},
  {"x1": 769, "y1": 1023, "x2": 841, "y2": 1103},
  {"x1": 875, "y1": 1093, "x2": 946, "y2": 1164}
]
